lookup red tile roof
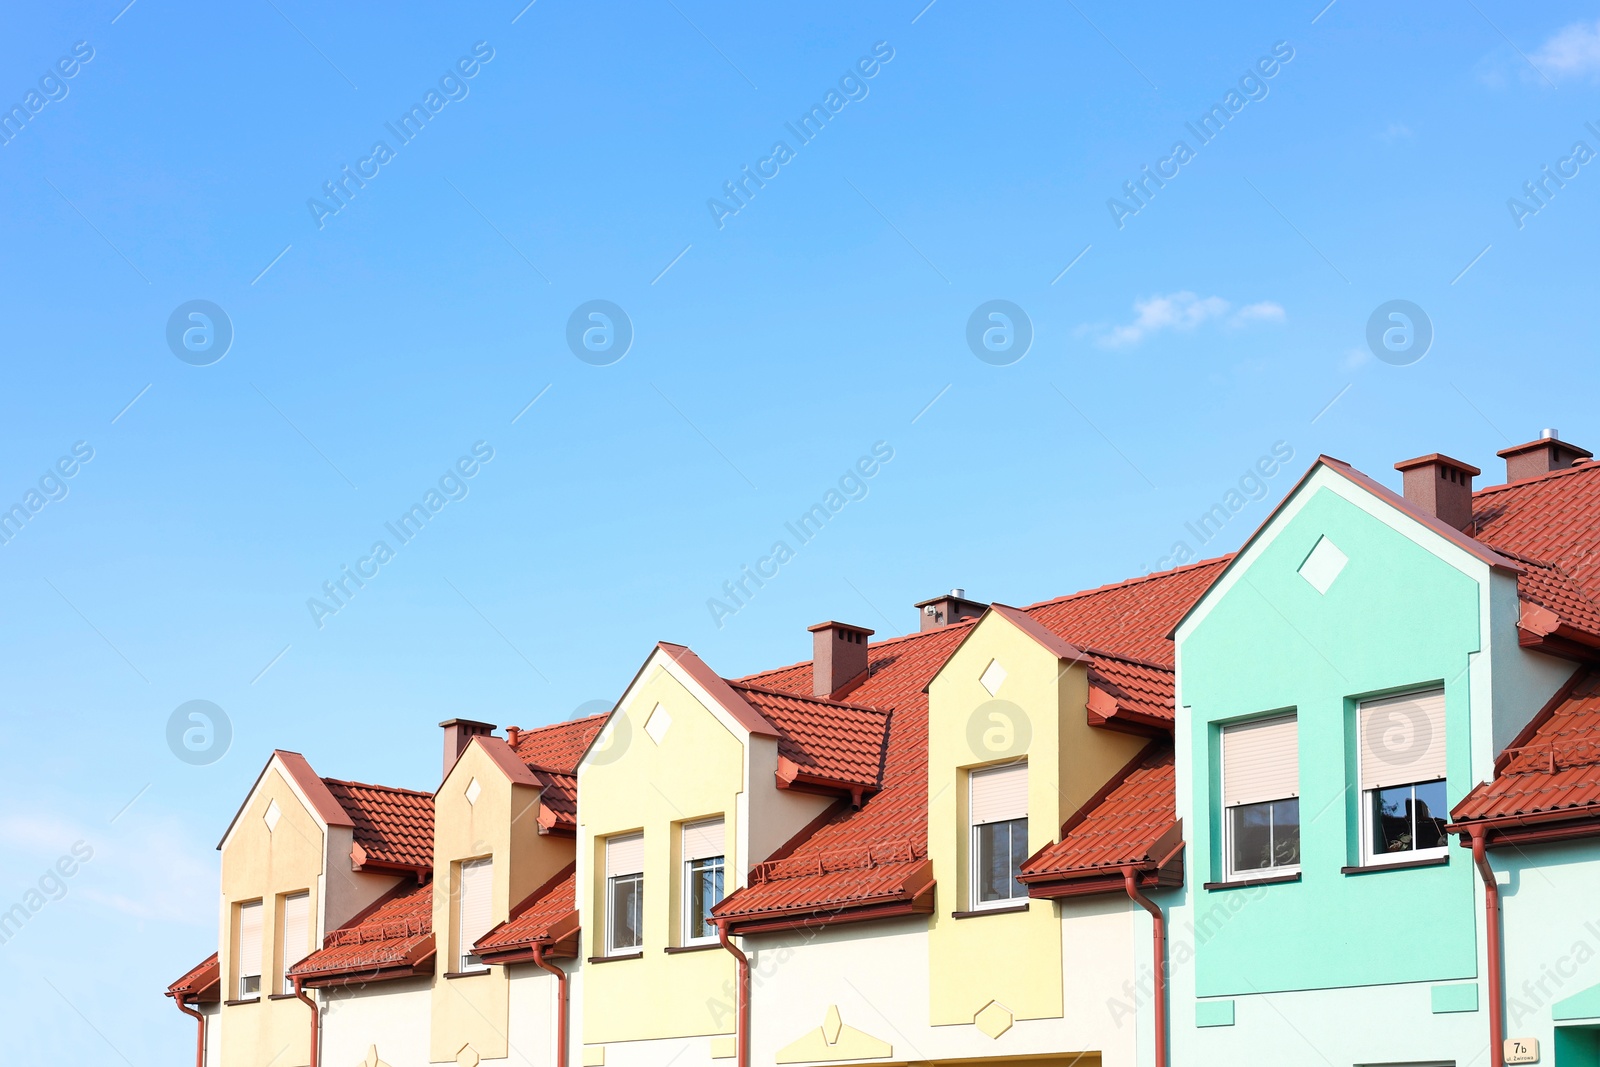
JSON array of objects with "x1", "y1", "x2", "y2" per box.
[
  {"x1": 509, "y1": 715, "x2": 608, "y2": 833},
  {"x1": 715, "y1": 559, "x2": 1226, "y2": 927},
  {"x1": 474, "y1": 863, "x2": 580, "y2": 961},
  {"x1": 1020, "y1": 744, "x2": 1181, "y2": 887},
  {"x1": 1472, "y1": 463, "x2": 1600, "y2": 644},
  {"x1": 731, "y1": 684, "x2": 891, "y2": 793},
  {"x1": 1085, "y1": 652, "x2": 1177, "y2": 730},
  {"x1": 288, "y1": 879, "x2": 434, "y2": 984},
  {"x1": 321, "y1": 779, "x2": 435, "y2": 872},
  {"x1": 1452, "y1": 670, "x2": 1600, "y2": 833},
  {"x1": 512, "y1": 713, "x2": 608, "y2": 773},
  {"x1": 166, "y1": 952, "x2": 220, "y2": 1002}
]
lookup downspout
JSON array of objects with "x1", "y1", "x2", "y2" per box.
[
  {"x1": 715, "y1": 918, "x2": 750, "y2": 1067},
  {"x1": 174, "y1": 994, "x2": 206, "y2": 1067},
  {"x1": 292, "y1": 976, "x2": 321, "y2": 1067},
  {"x1": 531, "y1": 942, "x2": 569, "y2": 1067},
  {"x1": 1470, "y1": 826, "x2": 1506, "y2": 1067},
  {"x1": 1123, "y1": 868, "x2": 1168, "y2": 1067}
]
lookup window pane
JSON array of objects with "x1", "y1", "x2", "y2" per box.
[
  {"x1": 1413, "y1": 779, "x2": 1448, "y2": 850},
  {"x1": 1373, "y1": 785, "x2": 1421, "y2": 854},
  {"x1": 975, "y1": 818, "x2": 1026, "y2": 903},
  {"x1": 1272, "y1": 798, "x2": 1300, "y2": 867},
  {"x1": 609, "y1": 874, "x2": 642, "y2": 951},
  {"x1": 686, "y1": 857, "x2": 724, "y2": 941},
  {"x1": 1229, "y1": 802, "x2": 1274, "y2": 872}
]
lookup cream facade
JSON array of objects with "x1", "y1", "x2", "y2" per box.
[{"x1": 215, "y1": 753, "x2": 404, "y2": 1067}]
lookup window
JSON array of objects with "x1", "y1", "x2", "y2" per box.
[
  {"x1": 970, "y1": 762, "x2": 1028, "y2": 908},
  {"x1": 1359, "y1": 690, "x2": 1448, "y2": 863},
  {"x1": 236, "y1": 900, "x2": 263, "y2": 999},
  {"x1": 682, "y1": 818, "x2": 725, "y2": 944},
  {"x1": 1222, "y1": 715, "x2": 1300, "y2": 879},
  {"x1": 457, "y1": 858, "x2": 493, "y2": 971},
  {"x1": 605, "y1": 833, "x2": 644, "y2": 954},
  {"x1": 279, "y1": 891, "x2": 310, "y2": 995}
]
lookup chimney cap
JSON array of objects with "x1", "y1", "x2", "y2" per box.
[
  {"x1": 913, "y1": 592, "x2": 987, "y2": 609},
  {"x1": 1394, "y1": 453, "x2": 1481, "y2": 477},
  {"x1": 806, "y1": 620, "x2": 875, "y2": 636},
  {"x1": 1496, "y1": 436, "x2": 1593, "y2": 461},
  {"x1": 437, "y1": 717, "x2": 497, "y2": 730}
]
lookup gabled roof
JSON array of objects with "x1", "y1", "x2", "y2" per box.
[
  {"x1": 216, "y1": 750, "x2": 354, "y2": 850},
  {"x1": 165, "y1": 952, "x2": 220, "y2": 1003},
  {"x1": 1169, "y1": 456, "x2": 1525, "y2": 641},
  {"x1": 288, "y1": 880, "x2": 434, "y2": 985},
  {"x1": 474, "y1": 863, "x2": 580, "y2": 962},
  {"x1": 1451, "y1": 669, "x2": 1600, "y2": 843},
  {"x1": 714, "y1": 559, "x2": 1225, "y2": 930},
  {"x1": 321, "y1": 779, "x2": 434, "y2": 873},
  {"x1": 1019, "y1": 744, "x2": 1182, "y2": 895}
]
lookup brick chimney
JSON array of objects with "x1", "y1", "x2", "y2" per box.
[
  {"x1": 1394, "y1": 453, "x2": 1480, "y2": 531},
  {"x1": 1496, "y1": 430, "x2": 1592, "y2": 483},
  {"x1": 807, "y1": 621, "x2": 874, "y2": 699},
  {"x1": 913, "y1": 588, "x2": 988, "y2": 632},
  {"x1": 439, "y1": 718, "x2": 496, "y2": 779}
]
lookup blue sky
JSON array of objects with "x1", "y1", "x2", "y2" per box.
[{"x1": 4, "y1": 0, "x2": 1600, "y2": 1059}]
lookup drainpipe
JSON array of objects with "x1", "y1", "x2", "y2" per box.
[
  {"x1": 1470, "y1": 827, "x2": 1506, "y2": 1067},
  {"x1": 1123, "y1": 868, "x2": 1168, "y2": 1067},
  {"x1": 291, "y1": 976, "x2": 321, "y2": 1067},
  {"x1": 174, "y1": 994, "x2": 206, "y2": 1067},
  {"x1": 531, "y1": 942, "x2": 569, "y2": 1067},
  {"x1": 715, "y1": 918, "x2": 750, "y2": 1067}
]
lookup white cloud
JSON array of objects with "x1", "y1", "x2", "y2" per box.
[
  {"x1": 1379, "y1": 122, "x2": 1413, "y2": 142},
  {"x1": 1091, "y1": 292, "x2": 1285, "y2": 347},
  {"x1": 1233, "y1": 301, "x2": 1286, "y2": 324},
  {"x1": 1532, "y1": 19, "x2": 1600, "y2": 81}
]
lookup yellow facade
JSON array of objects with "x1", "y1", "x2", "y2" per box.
[
  {"x1": 429, "y1": 739, "x2": 567, "y2": 1063},
  {"x1": 217, "y1": 766, "x2": 329, "y2": 1067},
  {"x1": 578, "y1": 660, "x2": 744, "y2": 1045},
  {"x1": 926, "y1": 612, "x2": 1145, "y2": 1025}
]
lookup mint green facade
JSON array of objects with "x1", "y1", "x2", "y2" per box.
[{"x1": 1180, "y1": 481, "x2": 1483, "y2": 996}]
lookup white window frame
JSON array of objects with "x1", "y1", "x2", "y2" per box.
[
  {"x1": 968, "y1": 761, "x2": 1028, "y2": 911},
  {"x1": 605, "y1": 833, "x2": 644, "y2": 956},
  {"x1": 1220, "y1": 715, "x2": 1301, "y2": 883},
  {"x1": 236, "y1": 899, "x2": 263, "y2": 999},
  {"x1": 680, "y1": 818, "x2": 725, "y2": 946},
  {"x1": 682, "y1": 853, "x2": 725, "y2": 945},
  {"x1": 1357, "y1": 689, "x2": 1449, "y2": 867}
]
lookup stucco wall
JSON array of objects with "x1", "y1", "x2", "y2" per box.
[
  {"x1": 577, "y1": 662, "x2": 741, "y2": 1045},
  {"x1": 926, "y1": 611, "x2": 1143, "y2": 1026},
  {"x1": 1498, "y1": 837, "x2": 1600, "y2": 1057},
  {"x1": 1177, "y1": 478, "x2": 1485, "y2": 997},
  {"x1": 321, "y1": 976, "x2": 432, "y2": 1067}
]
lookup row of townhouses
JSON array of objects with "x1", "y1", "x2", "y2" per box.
[{"x1": 166, "y1": 435, "x2": 1600, "y2": 1067}]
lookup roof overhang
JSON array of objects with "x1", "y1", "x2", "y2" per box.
[
  {"x1": 1171, "y1": 456, "x2": 1523, "y2": 643},
  {"x1": 217, "y1": 750, "x2": 353, "y2": 852},
  {"x1": 717, "y1": 861, "x2": 936, "y2": 937}
]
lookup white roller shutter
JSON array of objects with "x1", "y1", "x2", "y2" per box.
[
  {"x1": 1222, "y1": 715, "x2": 1299, "y2": 806},
  {"x1": 458, "y1": 858, "x2": 493, "y2": 964},
  {"x1": 607, "y1": 833, "x2": 645, "y2": 877},
  {"x1": 1361, "y1": 689, "x2": 1447, "y2": 790},
  {"x1": 237, "y1": 900, "x2": 263, "y2": 981},
  {"x1": 971, "y1": 762, "x2": 1028, "y2": 825},
  {"x1": 281, "y1": 892, "x2": 310, "y2": 983},
  {"x1": 682, "y1": 819, "x2": 724, "y2": 861}
]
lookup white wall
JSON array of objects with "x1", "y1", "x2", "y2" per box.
[{"x1": 319, "y1": 976, "x2": 432, "y2": 1067}]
